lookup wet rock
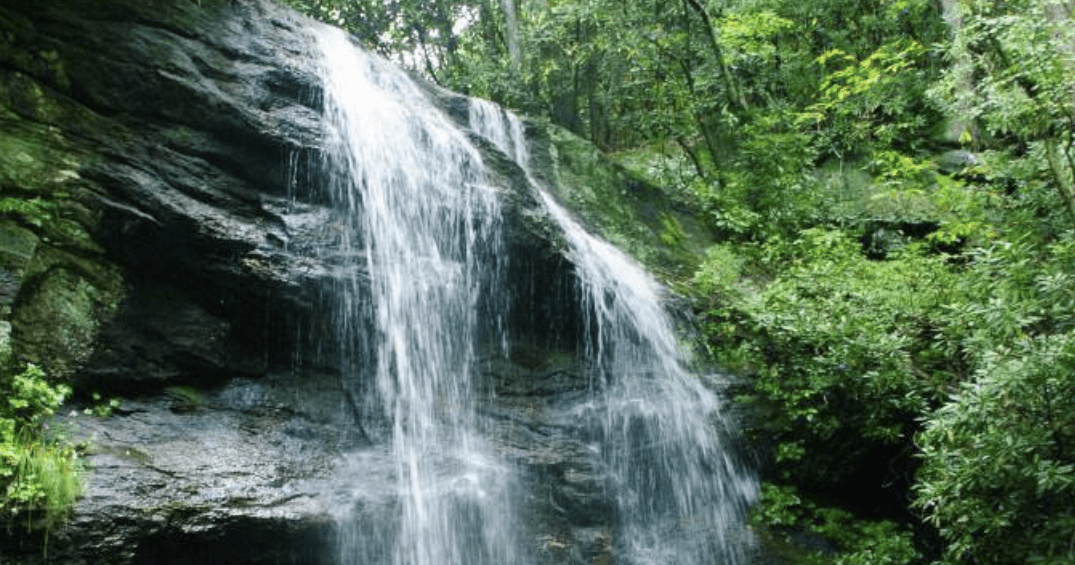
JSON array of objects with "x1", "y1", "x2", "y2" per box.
[
  {"x1": 0, "y1": 349, "x2": 617, "y2": 565},
  {"x1": 935, "y1": 149, "x2": 981, "y2": 175},
  {"x1": 5, "y1": 371, "x2": 345, "y2": 565}
]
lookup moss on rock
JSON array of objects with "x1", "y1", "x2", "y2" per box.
[
  {"x1": 0, "y1": 223, "x2": 39, "y2": 320},
  {"x1": 0, "y1": 86, "x2": 123, "y2": 382},
  {"x1": 0, "y1": 47, "x2": 130, "y2": 382},
  {"x1": 542, "y1": 123, "x2": 714, "y2": 283},
  {"x1": 12, "y1": 253, "x2": 124, "y2": 380}
]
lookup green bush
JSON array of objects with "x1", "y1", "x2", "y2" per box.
[
  {"x1": 692, "y1": 243, "x2": 744, "y2": 298},
  {"x1": 913, "y1": 234, "x2": 1075, "y2": 564},
  {"x1": 915, "y1": 332, "x2": 1075, "y2": 564},
  {"x1": 699, "y1": 228, "x2": 956, "y2": 447},
  {"x1": 0, "y1": 363, "x2": 82, "y2": 530},
  {"x1": 701, "y1": 227, "x2": 1075, "y2": 562},
  {"x1": 754, "y1": 482, "x2": 920, "y2": 565},
  {"x1": 5, "y1": 364, "x2": 69, "y2": 428}
]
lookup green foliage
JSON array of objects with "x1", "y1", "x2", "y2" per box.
[
  {"x1": 4, "y1": 364, "x2": 68, "y2": 428},
  {"x1": 718, "y1": 109, "x2": 820, "y2": 236},
  {"x1": 915, "y1": 332, "x2": 1075, "y2": 564},
  {"x1": 2, "y1": 431, "x2": 83, "y2": 530},
  {"x1": 754, "y1": 483, "x2": 920, "y2": 565},
  {"x1": 909, "y1": 233, "x2": 1075, "y2": 563},
  {"x1": 83, "y1": 392, "x2": 121, "y2": 419},
  {"x1": 703, "y1": 228, "x2": 955, "y2": 438},
  {"x1": 810, "y1": 40, "x2": 940, "y2": 158},
  {"x1": 719, "y1": 11, "x2": 794, "y2": 66},
  {"x1": 942, "y1": 235, "x2": 1075, "y2": 365},
  {"x1": 695, "y1": 228, "x2": 960, "y2": 516},
  {"x1": 0, "y1": 197, "x2": 53, "y2": 228},
  {"x1": 710, "y1": 229, "x2": 1075, "y2": 563},
  {"x1": 933, "y1": 0, "x2": 1075, "y2": 224},
  {"x1": 692, "y1": 243, "x2": 744, "y2": 298},
  {"x1": 0, "y1": 363, "x2": 82, "y2": 530}
]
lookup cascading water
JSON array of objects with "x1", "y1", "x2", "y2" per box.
[
  {"x1": 469, "y1": 100, "x2": 759, "y2": 565},
  {"x1": 313, "y1": 17, "x2": 754, "y2": 563},
  {"x1": 315, "y1": 26, "x2": 522, "y2": 565}
]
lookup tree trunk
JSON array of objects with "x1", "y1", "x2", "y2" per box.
[
  {"x1": 501, "y1": 0, "x2": 522, "y2": 70},
  {"x1": 682, "y1": 0, "x2": 748, "y2": 111}
]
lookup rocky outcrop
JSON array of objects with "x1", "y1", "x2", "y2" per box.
[
  {"x1": 0, "y1": 0, "x2": 717, "y2": 563},
  {"x1": 0, "y1": 0, "x2": 328, "y2": 388}
]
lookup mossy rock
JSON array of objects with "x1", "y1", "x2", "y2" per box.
[
  {"x1": 541, "y1": 123, "x2": 714, "y2": 283},
  {"x1": 0, "y1": 222, "x2": 38, "y2": 309},
  {"x1": 11, "y1": 246, "x2": 124, "y2": 380},
  {"x1": 0, "y1": 223, "x2": 39, "y2": 267},
  {"x1": 0, "y1": 118, "x2": 89, "y2": 200},
  {"x1": 0, "y1": 61, "x2": 127, "y2": 380}
]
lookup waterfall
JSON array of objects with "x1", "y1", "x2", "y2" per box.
[
  {"x1": 314, "y1": 19, "x2": 754, "y2": 564},
  {"x1": 315, "y1": 27, "x2": 522, "y2": 565},
  {"x1": 469, "y1": 100, "x2": 758, "y2": 565}
]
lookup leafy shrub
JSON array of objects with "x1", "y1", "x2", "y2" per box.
[
  {"x1": 692, "y1": 244, "x2": 744, "y2": 298},
  {"x1": 0, "y1": 363, "x2": 82, "y2": 529},
  {"x1": 914, "y1": 233, "x2": 1075, "y2": 564},
  {"x1": 696, "y1": 228, "x2": 958, "y2": 502},
  {"x1": 810, "y1": 39, "x2": 940, "y2": 157},
  {"x1": 914, "y1": 332, "x2": 1075, "y2": 564},
  {"x1": 719, "y1": 110, "x2": 821, "y2": 237},
  {"x1": 754, "y1": 482, "x2": 920, "y2": 565},
  {"x1": 707, "y1": 228, "x2": 956, "y2": 431},
  {"x1": 6, "y1": 364, "x2": 69, "y2": 428}
]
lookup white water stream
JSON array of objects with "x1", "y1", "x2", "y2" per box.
[
  {"x1": 316, "y1": 27, "x2": 521, "y2": 565},
  {"x1": 469, "y1": 99, "x2": 758, "y2": 565}
]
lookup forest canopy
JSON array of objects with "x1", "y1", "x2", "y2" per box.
[{"x1": 282, "y1": 0, "x2": 1075, "y2": 563}]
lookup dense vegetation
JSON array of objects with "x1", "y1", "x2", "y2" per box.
[{"x1": 280, "y1": 0, "x2": 1075, "y2": 562}]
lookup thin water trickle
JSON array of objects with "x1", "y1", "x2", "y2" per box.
[{"x1": 470, "y1": 99, "x2": 759, "y2": 565}]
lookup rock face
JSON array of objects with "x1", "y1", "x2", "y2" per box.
[
  {"x1": 0, "y1": 0, "x2": 716, "y2": 563},
  {"x1": 0, "y1": 0, "x2": 327, "y2": 388}
]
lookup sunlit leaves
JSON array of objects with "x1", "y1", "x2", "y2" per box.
[
  {"x1": 720, "y1": 10, "x2": 793, "y2": 59},
  {"x1": 5, "y1": 364, "x2": 68, "y2": 428},
  {"x1": 810, "y1": 39, "x2": 938, "y2": 156},
  {"x1": 934, "y1": 0, "x2": 1075, "y2": 224}
]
